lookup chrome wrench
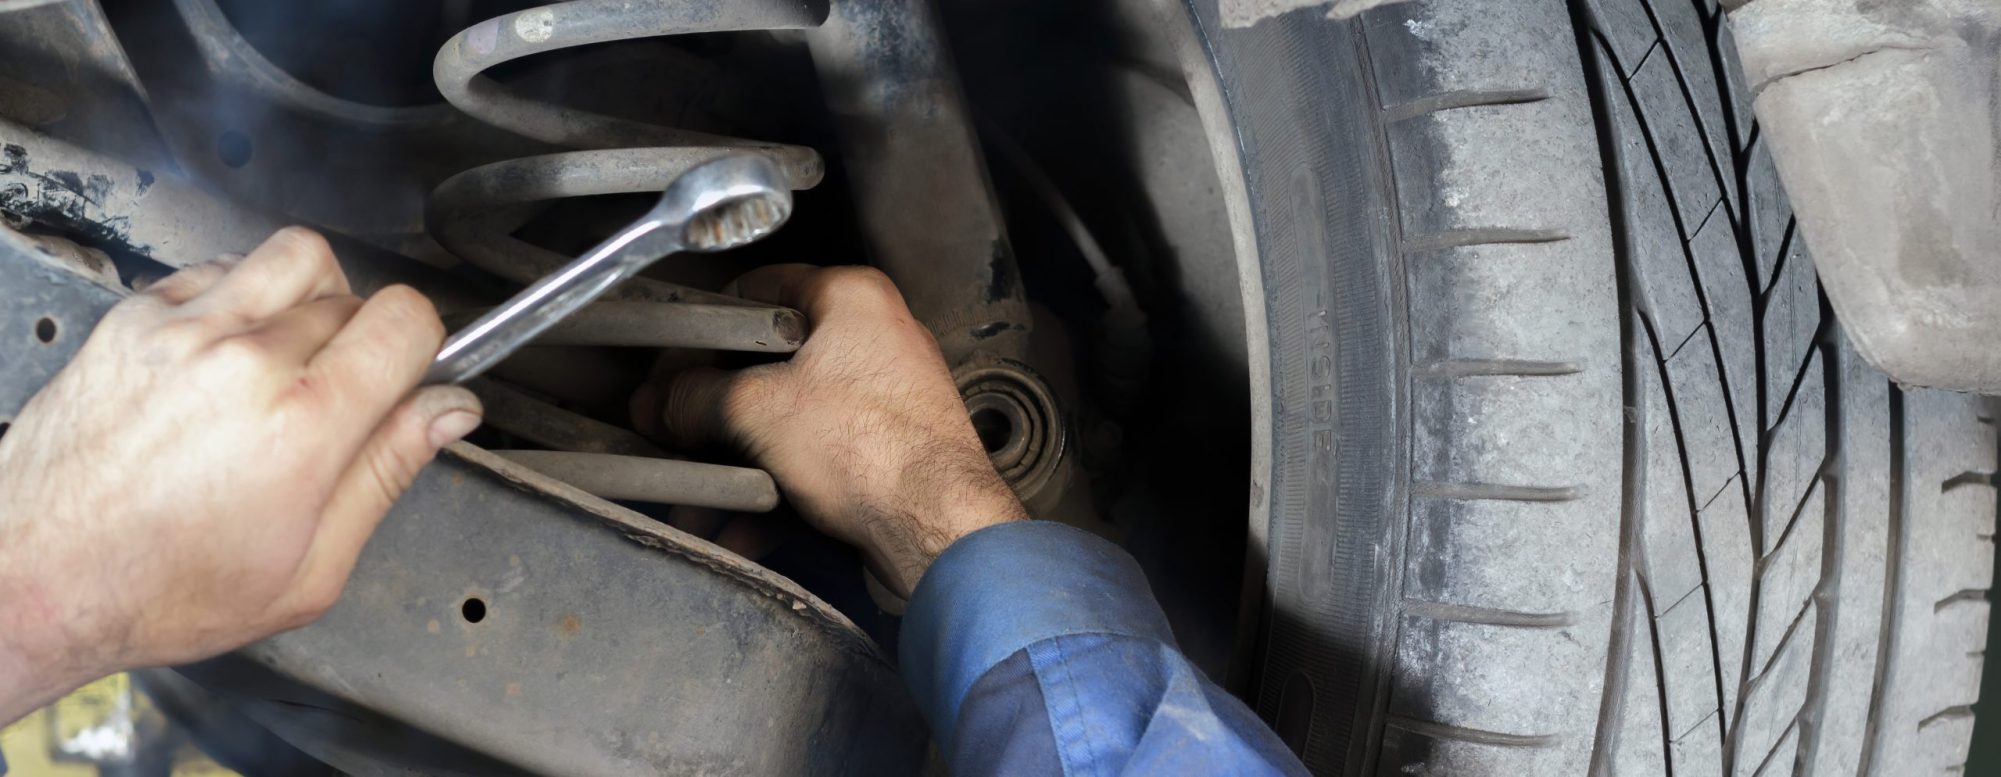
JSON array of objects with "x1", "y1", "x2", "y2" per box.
[{"x1": 424, "y1": 154, "x2": 791, "y2": 385}]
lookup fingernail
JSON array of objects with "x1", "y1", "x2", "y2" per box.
[{"x1": 428, "y1": 410, "x2": 483, "y2": 449}]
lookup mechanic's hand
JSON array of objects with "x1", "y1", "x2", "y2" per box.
[
  {"x1": 632, "y1": 265, "x2": 1025, "y2": 598},
  {"x1": 0, "y1": 228, "x2": 482, "y2": 721}
]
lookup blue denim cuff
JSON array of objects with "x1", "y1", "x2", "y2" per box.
[{"x1": 898, "y1": 520, "x2": 1175, "y2": 745}]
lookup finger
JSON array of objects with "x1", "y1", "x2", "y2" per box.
[
  {"x1": 191, "y1": 227, "x2": 351, "y2": 320},
  {"x1": 725, "y1": 263, "x2": 820, "y2": 308},
  {"x1": 140, "y1": 258, "x2": 238, "y2": 306},
  {"x1": 280, "y1": 385, "x2": 482, "y2": 618},
  {"x1": 714, "y1": 516, "x2": 795, "y2": 560},
  {"x1": 237, "y1": 294, "x2": 365, "y2": 365},
  {"x1": 731, "y1": 264, "x2": 907, "y2": 327},
  {"x1": 657, "y1": 365, "x2": 775, "y2": 451},
  {"x1": 629, "y1": 378, "x2": 667, "y2": 438},
  {"x1": 306, "y1": 285, "x2": 443, "y2": 421},
  {"x1": 666, "y1": 505, "x2": 728, "y2": 540}
]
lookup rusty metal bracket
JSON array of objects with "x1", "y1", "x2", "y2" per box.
[
  {"x1": 0, "y1": 116, "x2": 490, "y2": 309},
  {"x1": 0, "y1": 227, "x2": 925, "y2": 775},
  {"x1": 805, "y1": 0, "x2": 1031, "y2": 365}
]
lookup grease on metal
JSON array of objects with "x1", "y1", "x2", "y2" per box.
[{"x1": 0, "y1": 142, "x2": 138, "y2": 249}]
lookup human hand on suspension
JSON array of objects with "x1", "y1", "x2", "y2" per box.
[
  {"x1": 631, "y1": 264, "x2": 1026, "y2": 599},
  {"x1": 0, "y1": 227, "x2": 483, "y2": 723}
]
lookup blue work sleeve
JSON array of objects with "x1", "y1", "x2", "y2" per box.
[{"x1": 900, "y1": 521, "x2": 1306, "y2": 776}]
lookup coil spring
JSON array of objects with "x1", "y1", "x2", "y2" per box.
[
  {"x1": 425, "y1": 0, "x2": 825, "y2": 510},
  {"x1": 428, "y1": 0, "x2": 822, "y2": 298}
]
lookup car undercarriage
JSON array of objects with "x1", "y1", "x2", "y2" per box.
[
  {"x1": 6, "y1": 0, "x2": 2000, "y2": 775},
  {"x1": 0, "y1": 0, "x2": 1251, "y2": 772}
]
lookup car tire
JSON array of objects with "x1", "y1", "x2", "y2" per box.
[{"x1": 1182, "y1": 0, "x2": 1999, "y2": 773}]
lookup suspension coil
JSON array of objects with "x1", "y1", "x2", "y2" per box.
[{"x1": 427, "y1": 0, "x2": 826, "y2": 510}]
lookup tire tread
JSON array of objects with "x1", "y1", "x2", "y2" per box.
[{"x1": 1353, "y1": 0, "x2": 1995, "y2": 774}]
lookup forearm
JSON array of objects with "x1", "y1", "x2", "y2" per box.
[
  {"x1": 0, "y1": 571, "x2": 94, "y2": 724},
  {"x1": 0, "y1": 650, "x2": 82, "y2": 726}
]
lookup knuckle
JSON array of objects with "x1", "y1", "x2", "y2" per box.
[
  {"x1": 272, "y1": 226, "x2": 334, "y2": 263},
  {"x1": 177, "y1": 262, "x2": 226, "y2": 280},
  {"x1": 150, "y1": 308, "x2": 240, "y2": 350},
  {"x1": 305, "y1": 353, "x2": 380, "y2": 401},
  {"x1": 133, "y1": 278, "x2": 174, "y2": 301},
  {"x1": 203, "y1": 333, "x2": 272, "y2": 373},
  {"x1": 141, "y1": 264, "x2": 219, "y2": 300},
  {"x1": 368, "y1": 440, "x2": 426, "y2": 501},
  {"x1": 820, "y1": 267, "x2": 904, "y2": 311},
  {"x1": 844, "y1": 265, "x2": 892, "y2": 283},
  {"x1": 827, "y1": 266, "x2": 896, "y2": 295},
  {"x1": 142, "y1": 317, "x2": 208, "y2": 353},
  {"x1": 289, "y1": 368, "x2": 350, "y2": 414},
  {"x1": 326, "y1": 293, "x2": 367, "y2": 318},
  {"x1": 720, "y1": 371, "x2": 775, "y2": 417},
  {"x1": 374, "y1": 285, "x2": 444, "y2": 340},
  {"x1": 185, "y1": 307, "x2": 249, "y2": 338},
  {"x1": 290, "y1": 580, "x2": 344, "y2": 623},
  {"x1": 102, "y1": 294, "x2": 159, "y2": 326}
]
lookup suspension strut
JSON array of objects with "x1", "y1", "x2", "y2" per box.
[{"x1": 807, "y1": 0, "x2": 1069, "y2": 509}]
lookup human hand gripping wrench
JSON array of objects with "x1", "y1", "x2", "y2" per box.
[
  {"x1": 424, "y1": 153, "x2": 792, "y2": 385},
  {"x1": 0, "y1": 153, "x2": 793, "y2": 724}
]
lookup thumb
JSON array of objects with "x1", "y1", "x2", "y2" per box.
[
  {"x1": 287, "y1": 386, "x2": 483, "y2": 611},
  {"x1": 651, "y1": 365, "x2": 775, "y2": 452}
]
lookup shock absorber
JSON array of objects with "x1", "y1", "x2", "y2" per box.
[
  {"x1": 425, "y1": 0, "x2": 827, "y2": 510},
  {"x1": 805, "y1": 0, "x2": 1069, "y2": 513}
]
